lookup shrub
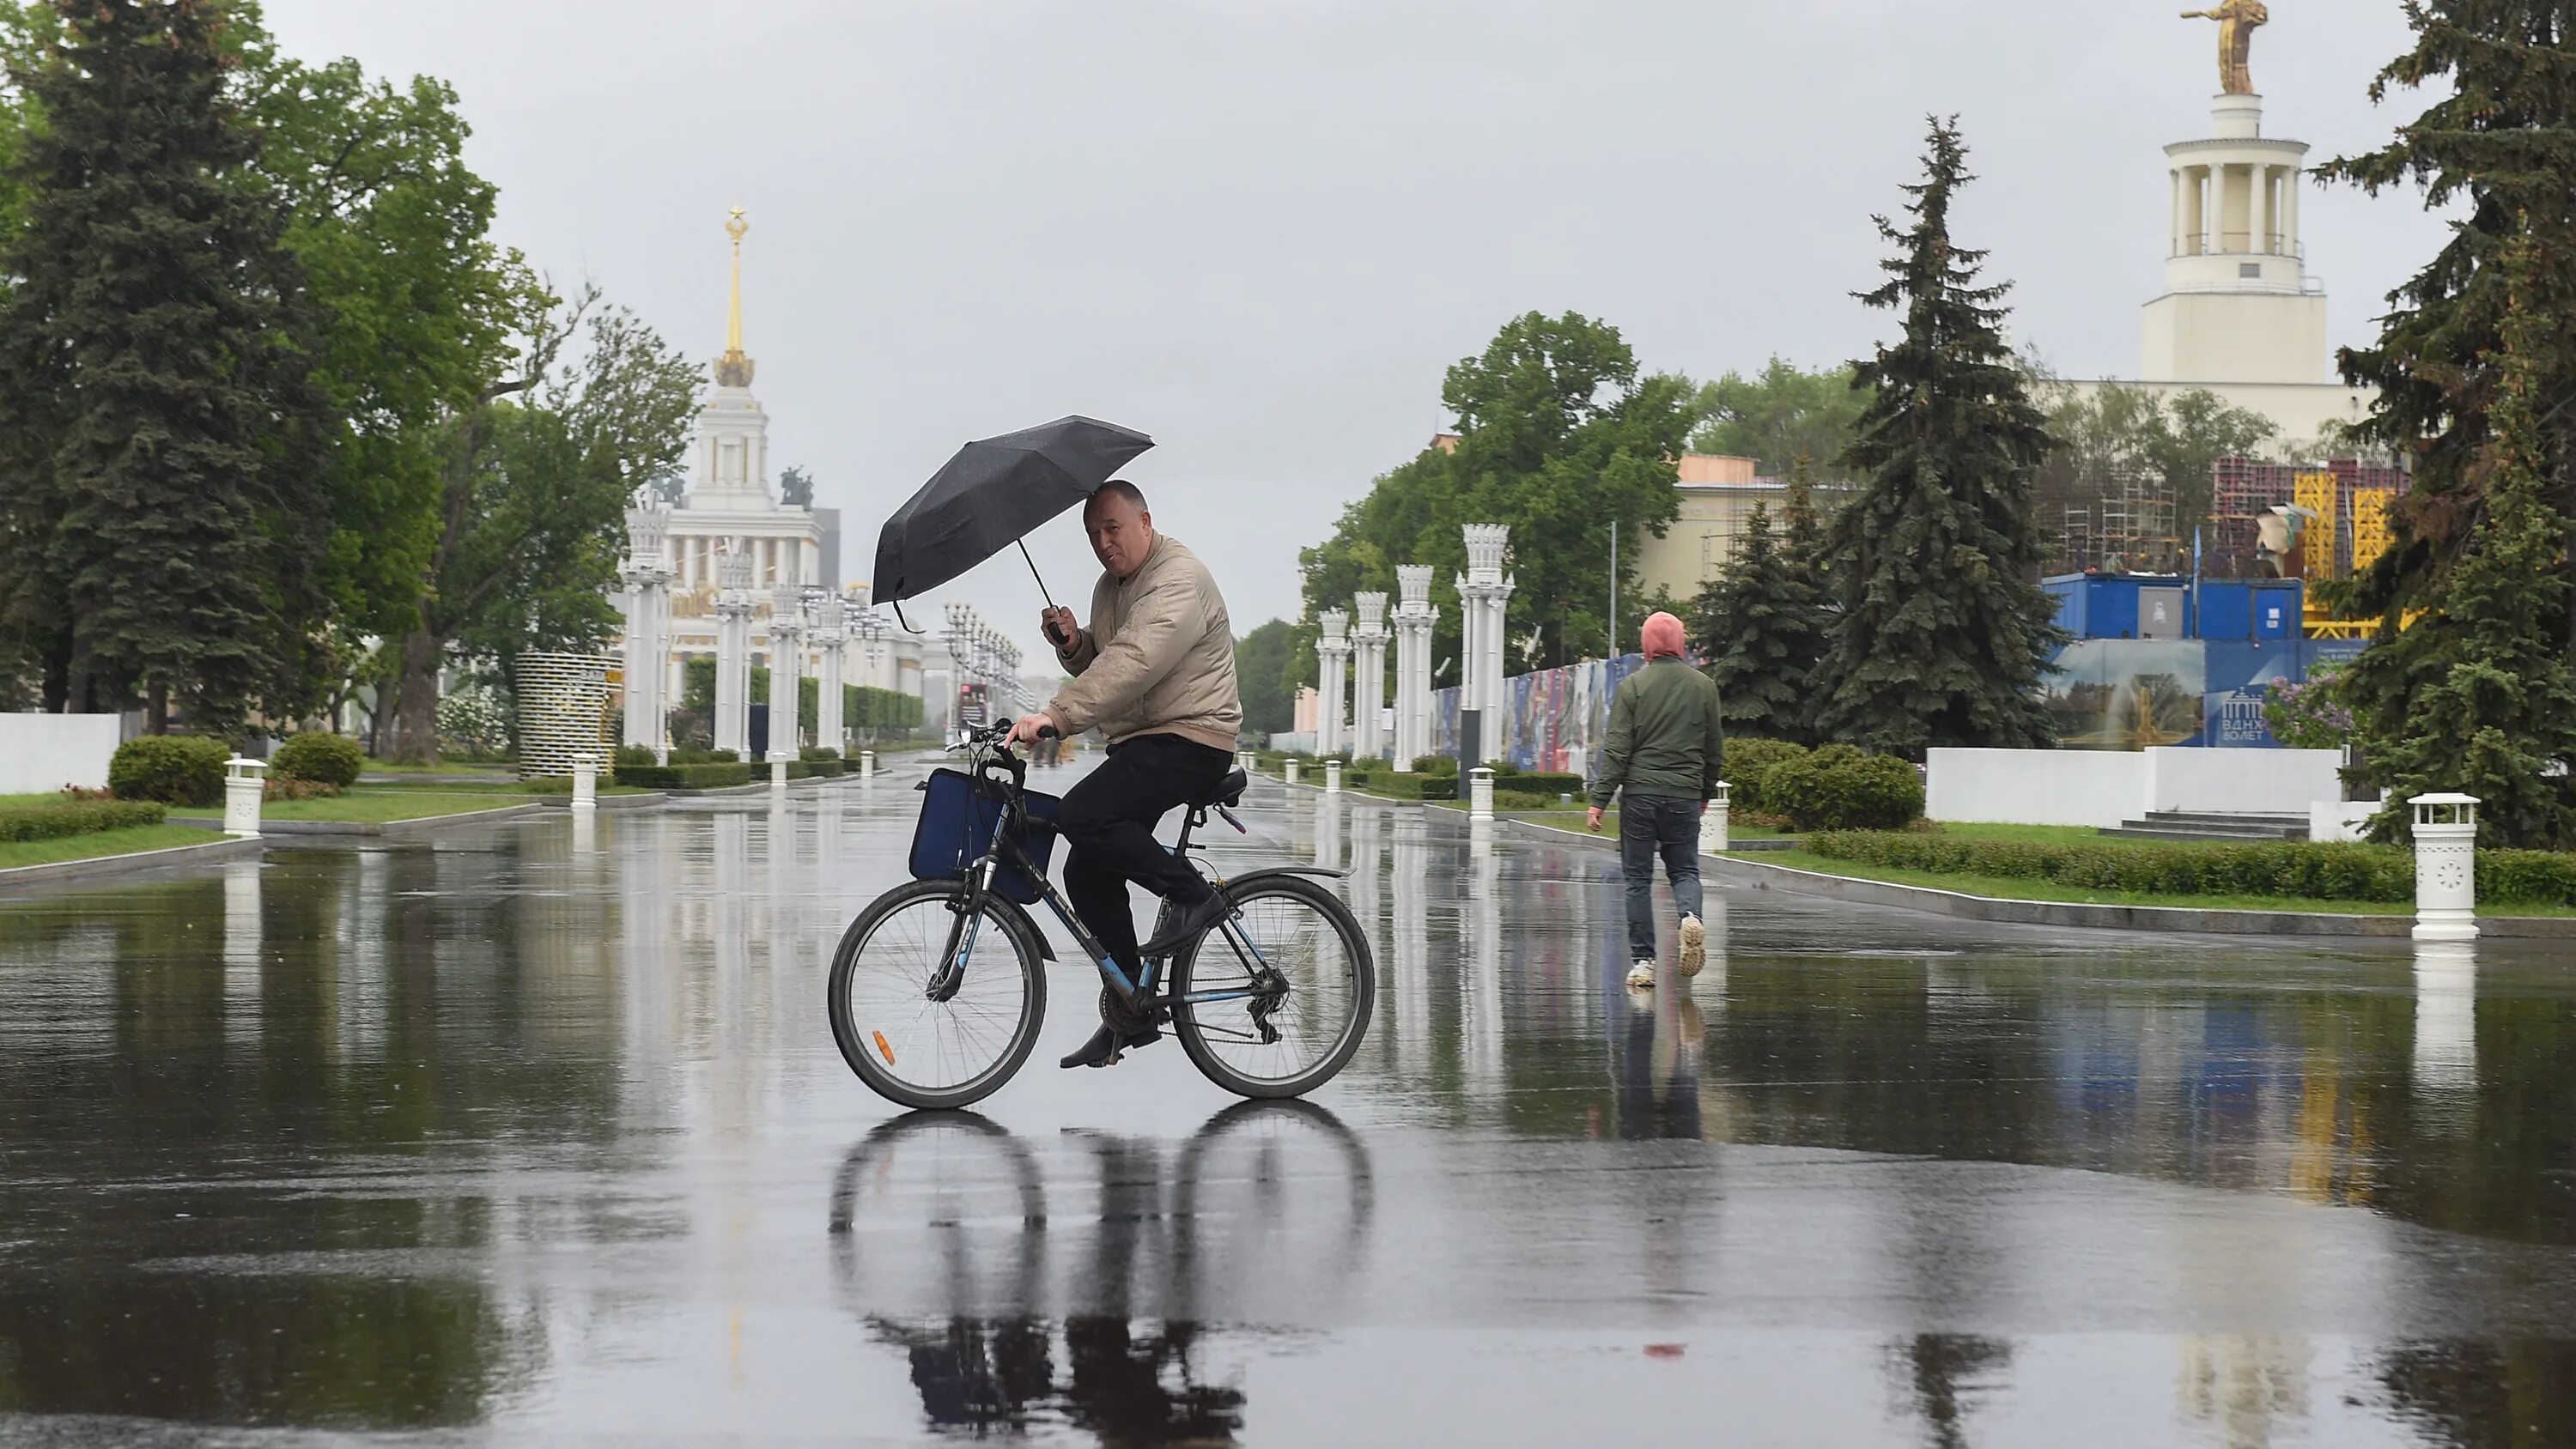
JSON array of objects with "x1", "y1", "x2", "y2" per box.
[
  {"x1": 671, "y1": 748, "x2": 738, "y2": 765},
  {"x1": 1413, "y1": 775, "x2": 1464, "y2": 800},
  {"x1": 1412, "y1": 755, "x2": 1454, "y2": 774},
  {"x1": 0, "y1": 800, "x2": 167, "y2": 841},
  {"x1": 271, "y1": 732, "x2": 364, "y2": 787},
  {"x1": 800, "y1": 745, "x2": 841, "y2": 762},
  {"x1": 1804, "y1": 830, "x2": 2428, "y2": 903},
  {"x1": 435, "y1": 684, "x2": 511, "y2": 757},
  {"x1": 1722, "y1": 738, "x2": 1810, "y2": 814},
  {"x1": 614, "y1": 761, "x2": 754, "y2": 789},
  {"x1": 107, "y1": 737, "x2": 231, "y2": 807},
  {"x1": 2480, "y1": 850, "x2": 2576, "y2": 907},
  {"x1": 1765, "y1": 746, "x2": 1923, "y2": 831},
  {"x1": 1510, "y1": 771, "x2": 1584, "y2": 797},
  {"x1": 264, "y1": 776, "x2": 342, "y2": 802},
  {"x1": 613, "y1": 744, "x2": 656, "y2": 768}
]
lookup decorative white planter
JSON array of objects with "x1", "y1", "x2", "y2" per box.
[
  {"x1": 1700, "y1": 780, "x2": 1732, "y2": 854},
  {"x1": 1469, "y1": 767, "x2": 1494, "y2": 823},
  {"x1": 860, "y1": 750, "x2": 877, "y2": 780},
  {"x1": 1285, "y1": 759, "x2": 1300, "y2": 786},
  {"x1": 571, "y1": 752, "x2": 598, "y2": 811},
  {"x1": 222, "y1": 757, "x2": 267, "y2": 839},
  {"x1": 2410, "y1": 792, "x2": 2481, "y2": 943},
  {"x1": 769, "y1": 750, "x2": 790, "y2": 791},
  {"x1": 1325, "y1": 761, "x2": 1342, "y2": 797}
]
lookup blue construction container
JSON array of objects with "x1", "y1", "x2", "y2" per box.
[
  {"x1": 2191, "y1": 579, "x2": 2304, "y2": 640},
  {"x1": 2047, "y1": 573, "x2": 2303, "y2": 641}
]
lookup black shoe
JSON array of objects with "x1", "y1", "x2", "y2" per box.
[
  {"x1": 1057, "y1": 1022, "x2": 1163, "y2": 1070},
  {"x1": 1138, "y1": 891, "x2": 1231, "y2": 959}
]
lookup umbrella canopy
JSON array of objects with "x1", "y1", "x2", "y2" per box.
[{"x1": 872, "y1": 415, "x2": 1154, "y2": 609}]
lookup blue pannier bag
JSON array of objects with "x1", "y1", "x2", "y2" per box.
[{"x1": 908, "y1": 767, "x2": 1061, "y2": 905}]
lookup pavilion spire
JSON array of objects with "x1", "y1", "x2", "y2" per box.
[{"x1": 715, "y1": 206, "x2": 755, "y2": 387}]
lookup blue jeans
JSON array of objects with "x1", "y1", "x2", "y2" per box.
[{"x1": 1619, "y1": 794, "x2": 1703, "y2": 961}]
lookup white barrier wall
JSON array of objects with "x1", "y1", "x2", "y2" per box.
[
  {"x1": 1929, "y1": 746, "x2": 2347, "y2": 828},
  {"x1": 2141, "y1": 747, "x2": 2342, "y2": 817},
  {"x1": 0, "y1": 714, "x2": 123, "y2": 793},
  {"x1": 1926, "y1": 749, "x2": 2147, "y2": 829}
]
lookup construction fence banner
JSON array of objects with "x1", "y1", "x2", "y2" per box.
[
  {"x1": 2042, "y1": 637, "x2": 2365, "y2": 750},
  {"x1": 1428, "y1": 653, "x2": 1646, "y2": 776}
]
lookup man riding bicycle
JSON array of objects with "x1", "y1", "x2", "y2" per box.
[{"x1": 1005, "y1": 480, "x2": 1243, "y2": 1069}]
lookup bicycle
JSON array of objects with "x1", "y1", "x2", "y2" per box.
[{"x1": 828, "y1": 724, "x2": 1375, "y2": 1108}]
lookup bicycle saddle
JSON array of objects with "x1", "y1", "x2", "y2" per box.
[{"x1": 1188, "y1": 767, "x2": 1248, "y2": 810}]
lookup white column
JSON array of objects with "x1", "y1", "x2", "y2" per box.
[
  {"x1": 1315, "y1": 608, "x2": 1351, "y2": 756},
  {"x1": 2283, "y1": 164, "x2": 2301, "y2": 261},
  {"x1": 621, "y1": 494, "x2": 673, "y2": 754},
  {"x1": 814, "y1": 595, "x2": 846, "y2": 755},
  {"x1": 1352, "y1": 591, "x2": 1388, "y2": 762},
  {"x1": 1392, "y1": 565, "x2": 1437, "y2": 769},
  {"x1": 1461, "y1": 524, "x2": 1514, "y2": 763},
  {"x1": 714, "y1": 544, "x2": 756, "y2": 755},
  {"x1": 2255, "y1": 164, "x2": 2274, "y2": 255},
  {"x1": 769, "y1": 580, "x2": 805, "y2": 752}
]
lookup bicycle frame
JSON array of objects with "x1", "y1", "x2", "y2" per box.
[{"x1": 943, "y1": 740, "x2": 1277, "y2": 1012}]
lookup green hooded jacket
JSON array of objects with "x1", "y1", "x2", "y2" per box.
[{"x1": 1589, "y1": 658, "x2": 1726, "y2": 808}]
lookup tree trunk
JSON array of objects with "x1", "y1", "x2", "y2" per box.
[
  {"x1": 146, "y1": 681, "x2": 168, "y2": 736},
  {"x1": 389, "y1": 627, "x2": 444, "y2": 765}
]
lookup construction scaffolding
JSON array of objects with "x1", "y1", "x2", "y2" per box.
[{"x1": 2205, "y1": 456, "x2": 2409, "y2": 637}]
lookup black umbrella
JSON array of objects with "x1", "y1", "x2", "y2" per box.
[{"x1": 872, "y1": 415, "x2": 1155, "y2": 633}]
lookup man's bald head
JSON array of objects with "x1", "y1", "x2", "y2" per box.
[{"x1": 1083, "y1": 481, "x2": 1155, "y2": 579}]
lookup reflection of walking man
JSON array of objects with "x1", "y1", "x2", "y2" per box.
[{"x1": 1587, "y1": 612, "x2": 1724, "y2": 990}]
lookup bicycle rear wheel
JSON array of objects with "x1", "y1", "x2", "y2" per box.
[
  {"x1": 829, "y1": 880, "x2": 1046, "y2": 1110},
  {"x1": 1169, "y1": 874, "x2": 1373, "y2": 1099}
]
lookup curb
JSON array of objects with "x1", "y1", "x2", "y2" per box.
[
  {"x1": 0, "y1": 834, "x2": 265, "y2": 894},
  {"x1": 171, "y1": 802, "x2": 549, "y2": 839},
  {"x1": 1498, "y1": 816, "x2": 2576, "y2": 941},
  {"x1": 537, "y1": 792, "x2": 669, "y2": 811}
]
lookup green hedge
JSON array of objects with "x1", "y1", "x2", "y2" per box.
[
  {"x1": 0, "y1": 800, "x2": 168, "y2": 841},
  {"x1": 1722, "y1": 738, "x2": 1808, "y2": 814},
  {"x1": 107, "y1": 737, "x2": 231, "y2": 807},
  {"x1": 787, "y1": 759, "x2": 846, "y2": 780},
  {"x1": 1804, "y1": 831, "x2": 2576, "y2": 907},
  {"x1": 614, "y1": 761, "x2": 753, "y2": 789},
  {"x1": 271, "y1": 732, "x2": 364, "y2": 787},
  {"x1": 1765, "y1": 745, "x2": 1923, "y2": 830}
]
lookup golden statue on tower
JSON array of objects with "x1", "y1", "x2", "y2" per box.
[{"x1": 2182, "y1": 1, "x2": 2269, "y2": 95}]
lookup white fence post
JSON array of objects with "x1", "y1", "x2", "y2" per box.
[
  {"x1": 1700, "y1": 781, "x2": 1731, "y2": 854},
  {"x1": 769, "y1": 749, "x2": 790, "y2": 792},
  {"x1": 571, "y1": 751, "x2": 598, "y2": 811},
  {"x1": 2410, "y1": 793, "x2": 2481, "y2": 943},
  {"x1": 1325, "y1": 760, "x2": 1342, "y2": 797},
  {"x1": 1470, "y1": 767, "x2": 1494, "y2": 822},
  {"x1": 223, "y1": 757, "x2": 267, "y2": 838},
  {"x1": 860, "y1": 749, "x2": 877, "y2": 780},
  {"x1": 1285, "y1": 759, "x2": 1301, "y2": 786}
]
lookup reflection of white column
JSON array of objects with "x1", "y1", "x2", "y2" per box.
[
  {"x1": 1313, "y1": 790, "x2": 1342, "y2": 870},
  {"x1": 1315, "y1": 609, "x2": 1351, "y2": 755},
  {"x1": 2413, "y1": 942, "x2": 2477, "y2": 1130},
  {"x1": 1352, "y1": 592, "x2": 1388, "y2": 762},
  {"x1": 223, "y1": 859, "x2": 261, "y2": 1051},
  {"x1": 1466, "y1": 822, "x2": 1503, "y2": 1089},
  {"x1": 714, "y1": 544, "x2": 756, "y2": 755},
  {"x1": 1391, "y1": 566, "x2": 1437, "y2": 769},
  {"x1": 1390, "y1": 811, "x2": 1429, "y2": 1081}
]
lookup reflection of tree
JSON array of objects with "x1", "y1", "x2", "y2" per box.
[
  {"x1": 2376, "y1": 1339, "x2": 2576, "y2": 1448},
  {"x1": 1892, "y1": 1335, "x2": 2012, "y2": 1449}
]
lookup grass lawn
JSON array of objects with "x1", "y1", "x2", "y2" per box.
[
  {"x1": 1502, "y1": 807, "x2": 1794, "y2": 840},
  {"x1": 172, "y1": 787, "x2": 528, "y2": 823},
  {"x1": 1737, "y1": 846, "x2": 2576, "y2": 919},
  {"x1": 0, "y1": 824, "x2": 228, "y2": 870}
]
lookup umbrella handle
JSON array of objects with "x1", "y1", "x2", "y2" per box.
[{"x1": 890, "y1": 599, "x2": 928, "y2": 634}]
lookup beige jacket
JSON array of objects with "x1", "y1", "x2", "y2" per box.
[{"x1": 1045, "y1": 534, "x2": 1242, "y2": 753}]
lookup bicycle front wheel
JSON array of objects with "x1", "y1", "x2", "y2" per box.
[
  {"x1": 1169, "y1": 874, "x2": 1374, "y2": 1099},
  {"x1": 829, "y1": 880, "x2": 1046, "y2": 1110}
]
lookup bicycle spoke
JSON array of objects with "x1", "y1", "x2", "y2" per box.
[
  {"x1": 839, "y1": 893, "x2": 1036, "y2": 1096},
  {"x1": 1178, "y1": 885, "x2": 1366, "y2": 1089}
]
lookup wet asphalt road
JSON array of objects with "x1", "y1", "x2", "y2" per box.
[{"x1": 1, "y1": 759, "x2": 2573, "y2": 1446}]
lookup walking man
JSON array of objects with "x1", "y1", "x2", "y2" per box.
[
  {"x1": 1587, "y1": 611, "x2": 1724, "y2": 990},
  {"x1": 1005, "y1": 480, "x2": 1243, "y2": 1068}
]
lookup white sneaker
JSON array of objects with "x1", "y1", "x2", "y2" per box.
[
  {"x1": 1678, "y1": 914, "x2": 1705, "y2": 977},
  {"x1": 1625, "y1": 960, "x2": 1656, "y2": 990}
]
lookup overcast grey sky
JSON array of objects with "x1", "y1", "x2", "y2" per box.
[{"x1": 264, "y1": 1, "x2": 2448, "y2": 643}]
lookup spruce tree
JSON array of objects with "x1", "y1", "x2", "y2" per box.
[
  {"x1": 1817, "y1": 118, "x2": 2063, "y2": 758},
  {"x1": 0, "y1": 0, "x2": 332, "y2": 731},
  {"x1": 2316, "y1": 4, "x2": 2576, "y2": 846},
  {"x1": 1692, "y1": 460, "x2": 1834, "y2": 743}
]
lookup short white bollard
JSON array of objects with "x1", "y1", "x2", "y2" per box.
[
  {"x1": 769, "y1": 750, "x2": 790, "y2": 791},
  {"x1": 1237, "y1": 750, "x2": 1255, "y2": 773},
  {"x1": 2410, "y1": 792, "x2": 2482, "y2": 943},
  {"x1": 1285, "y1": 759, "x2": 1301, "y2": 786},
  {"x1": 860, "y1": 749, "x2": 877, "y2": 780},
  {"x1": 222, "y1": 756, "x2": 267, "y2": 839},
  {"x1": 1325, "y1": 760, "x2": 1342, "y2": 796},
  {"x1": 571, "y1": 751, "x2": 598, "y2": 811},
  {"x1": 1469, "y1": 766, "x2": 1494, "y2": 822},
  {"x1": 1699, "y1": 780, "x2": 1732, "y2": 854}
]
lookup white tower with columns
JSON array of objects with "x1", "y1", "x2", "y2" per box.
[
  {"x1": 2143, "y1": 92, "x2": 2326, "y2": 386},
  {"x1": 1456, "y1": 524, "x2": 1515, "y2": 763},
  {"x1": 812, "y1": 594, "x2": 846, "y2": 755},
  {"x1": 768, "y1": 579, "x2": 805, "y2": 755},
  {"x1": 1391, "y1": 566, "x2": 1438, "y2": 771},
  {"x1": 1315, "y1": 608, "x2": 1352, "y2": 757},
  {"x1": 1351, "y1": 592, "x2": 1388, "y2": 763},
  {"x1": 620, "y1": 491, "x2": 674, "y2": 760},
  {"x1": 713, "y1": 545, "x2": 757, "y2": 756}
]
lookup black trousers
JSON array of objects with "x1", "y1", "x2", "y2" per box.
[{"x1": 1058, "y1": 732, "x2": 1232, "y2": 975}]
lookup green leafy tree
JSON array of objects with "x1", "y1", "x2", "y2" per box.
[
  {"x1": 1692, "y1": 464, "x2": 1835, "y2": 743},
  {"x1": 1688, "y1": 357, "x2": 1868, "y2": 481},
  {"x1": 1819, "y1": 118, "x2": 2064, "y2": 758},
  {"x1": 383, "y1": 287, "x2": 699, "y2": 761},
  {"x1": 778, "y1": 464, "x2": 814, "y2": 507},
  {"x1": 2315, "y1": 3, "x2": 2576, "y2": 845},
  {"x1": 0, "y1": 0, "x2": 335, "y2": 733},
  {"x1": 2034, "y1": 379, "x2": 2276, "y2": 568},
  {"x1": 1232, "y1": 619, "x2": 1297, "y2": 734},
  {"x1": 1296, "y1": 311, "x2": 1693, "y2": 677}
]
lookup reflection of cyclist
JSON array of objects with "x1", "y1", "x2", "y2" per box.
[{"x1": 1004, "y1": 481, "x2": 1245, "y2": 1070}]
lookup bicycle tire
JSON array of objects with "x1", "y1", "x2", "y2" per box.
[
  {"x1": 1168, "y1": 875, "x2": 1374, "y2": 1100},
  {"x1": 829, "y1": 880, "x2": 1048, "y2": 1110}
]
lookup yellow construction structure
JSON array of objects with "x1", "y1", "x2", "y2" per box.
[{"x1": 2350, "y1": 488, "x2": 2395, "y2": 573}]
